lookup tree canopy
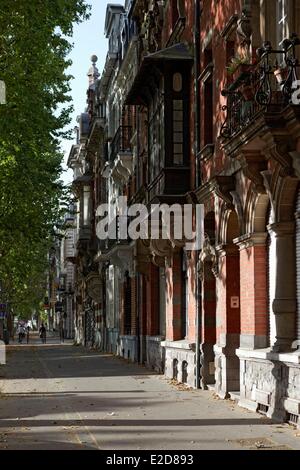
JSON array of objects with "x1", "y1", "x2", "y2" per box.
[{"x1": 0, "y1": 0, "x2": 90, "y2": 317}]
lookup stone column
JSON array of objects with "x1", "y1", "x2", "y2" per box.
[
  {"x1": 200, "y1": 260, "x2": 216, "y2": 389},
  {"x1": 214, "y1": 245, "x2": 241, "y2": 398},
  {"x1": 146, "y1": 263, "x2": 159, "y2": 337},
  {"x1": 236, "y1": 233, "x2": 269, "y2": 350},
  {"x1": 268, "y1": 221, "x2": 296, "y2": 352},
  {"x1": 165, "y1": 252, "x2": 182, "y2": 341}
]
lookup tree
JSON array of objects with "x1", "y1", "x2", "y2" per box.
[{"x1": 0, "y1": 1, "x2": 90, "y2": 313}]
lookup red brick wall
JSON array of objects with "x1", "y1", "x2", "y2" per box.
[
  {"x1": 200, "y1": 0, "x2": 242, "y2": 183},
  {"x1": 240, "y1": 244, "x2": 268, "y2": 336},
  {"x1": 166, "y1": 252, "x2": 183, "y2": 341},
  {"x1": 216, "y1": 247, "x2": 240, "y2": 342}
]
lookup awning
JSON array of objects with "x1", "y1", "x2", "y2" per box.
[
  {"x1": 125, "y1": 43, "x2": 193, "y2": 105},
  {"x1": 72, "y1": 174, "x2": 92, "y2": 186}
]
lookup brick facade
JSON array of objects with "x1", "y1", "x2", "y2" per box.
[{"x1": 68, "y1": 0, "x2": 300, "y2": 426}]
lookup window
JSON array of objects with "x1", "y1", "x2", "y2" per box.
[
  {"x1": 277, "y1": 0, "x2": 289, "y2": 47},
  {"x1": 173, "y1": 99, "x2": 184, "y2": 165},
  {"x1": 204, "y1": 77, "x2": 213, "y2": 146},
  {"x1": 83, "y1": 186, "x2": 91, "y2": 226},
  {"x1": 171, "y1": 0, "x2": 179, "y2": 28},
  {"x1": 202, "y1": 47, "x2": 213, "y2": 146},
  {"x1": 149, "y1": 88, "x2": 164, "y2": 180}
]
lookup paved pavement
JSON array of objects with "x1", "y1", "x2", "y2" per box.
[{"x1": 0, "y1": 334, "x2": 300, "y2": 450}]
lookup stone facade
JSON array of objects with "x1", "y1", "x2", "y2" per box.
[
  {"x1": 119, "y1": 335, "x2": 138, "y2": 362},
  {"x1": 146, "y1": 336, "x2": 165, "y2": 373},
  {"x1": 238, "y1": 349, "x2": 300, "y2": 426},
  {"x1": 164, "y1": 341, "x2": 196, "y2": 389}
]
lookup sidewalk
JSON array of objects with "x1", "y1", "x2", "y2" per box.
[{"x1": 1, "y1": 342, "x2": 300, "y2": 450}]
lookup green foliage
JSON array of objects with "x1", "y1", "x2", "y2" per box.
[
  {"x1": 226, "y1": 53, "x2": 251, "y2": 75},
  {"x1": 0, "y1": 1, "x2": 90, "y2": 314}
]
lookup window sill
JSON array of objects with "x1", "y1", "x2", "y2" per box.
[{"x1": 161, "y1": 339, "x2": 195, "y2": 351}]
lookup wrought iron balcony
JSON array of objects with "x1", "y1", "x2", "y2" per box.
[
  {"x1": 110, "y1": 126, "x2": 133, "y2": 162},
  {"x1": 220, "y1": 35, "x2": 300, "y2": 141}
]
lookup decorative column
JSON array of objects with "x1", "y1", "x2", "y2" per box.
[
  {"x1": 165, "y1": 252, "x2": 182, "y2": 341},
  {"x1": 146, "y1": 263, "x2": 159, "y2": 337},
  {"x1": 214, "y1": 244, "x2": 241, "y2": 399},
  {"x1": 198, "y1": 238, "x2": 218, "y2": 388},
  {"x1": 268, "y1": 222, "x2": 297, "y2": 352}
]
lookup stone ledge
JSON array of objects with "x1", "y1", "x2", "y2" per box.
[
  {"x1": 146, "y1": 336, "x2": 165, "y2": 343},
  {"x1": 283, "y1": 397, "x2": 300, "y2": 415},
  {"x1": 238, "y1": 398, "x2": 258, "y2": 413},
  {"x1": 236, "y1": 348, "x2": 300, "y2": 364},
  {"x1": 119, "y1": 335, "x2": 137, "y2": 341},
  {"x1": 162, "y1": 340, "x2": 196, "y2": 351}
]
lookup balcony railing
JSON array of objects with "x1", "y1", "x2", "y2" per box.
[
  {"x1": 220, "y1": 35, "x2": 300, "y2": 140},
  {"x1": 110, "y1": 126, "x2": 133, "y2": 162}
]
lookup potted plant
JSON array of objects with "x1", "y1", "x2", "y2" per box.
[{"x1": 226, "y1": 53, "x2": 252, "y2": 81}]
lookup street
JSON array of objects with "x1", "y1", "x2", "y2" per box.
[{"x1": 0, "y1": 335, "x2": 300, "y2": 450}]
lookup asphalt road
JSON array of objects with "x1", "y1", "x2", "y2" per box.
[{"x1": 0, "y1": 334, "x2": 300, "y2": 450}]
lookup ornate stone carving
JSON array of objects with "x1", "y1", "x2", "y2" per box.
[
  {"x1": 197, "y1": 235, "x2": 219, "y2": 281},
  {"x1": 141, "y1": 0, "x2": 164, "y2": 53},
  {"x1": 211, "y1": 176, "x2": 235, "y2": 210},
  {"x1": 238, "y1": 151, "x2": 267, "y2": 194},
  {"x1": 262, "y1": 134, "x2": 295, "y2": 177}
]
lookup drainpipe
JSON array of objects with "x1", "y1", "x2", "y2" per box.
[
  {"x1": 194, "y1": 0, "x2": 203, "y2": 389},
  {"x1": 194, "y1": 0, "x2": 201, "y2": 189}
]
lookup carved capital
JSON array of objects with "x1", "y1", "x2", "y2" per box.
[
  {"x1": 238, "y1": 150, "x2": 267, "y2": 193},
  {"x1": 234, "y1": 232, "x2": 268, "y2": 250},
  {"x1": 211, "y1": 176, "x2": 235, "y2": 210},
  {"x1": 262, "y1": 134, "x2": 294, "y2": 177},
  {"x1": 197, "y1": 235, "x2": 219, "y2": 280}
]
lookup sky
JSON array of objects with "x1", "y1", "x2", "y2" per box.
[{"x1": 61, "y1": 0, "x2": 123, "y2": 183}]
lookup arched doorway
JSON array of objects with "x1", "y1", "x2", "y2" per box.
[{"x1": 215, "y1": 209, "x2": 241, "y2": 398}]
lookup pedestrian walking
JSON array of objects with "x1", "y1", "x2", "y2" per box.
[
  {"x1": 26, "y1": 325, "x2": 30, "y2": 344},
  {"x1": 17, "y1": 325, "x2": 25, "y2": 344},
  {"x1": 39, "y1": 323, "x2": 46, "y2": 344},
  {"x1": 59, "y1": 319, "x2": 64, "y2": 343}
]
